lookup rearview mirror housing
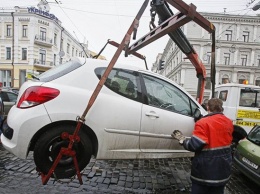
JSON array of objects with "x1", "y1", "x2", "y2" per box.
[{"x1": 194, "y1": 108, "x2": 202, "y2": 122}]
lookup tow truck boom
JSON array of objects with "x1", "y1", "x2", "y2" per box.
[{"x1": 127, "y1": 0, "x2": 216, "y2": 103}]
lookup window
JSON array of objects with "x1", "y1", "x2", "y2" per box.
[
  {"x1": 238, "y1": 75, "x2": 247, "y2": 84},
  {"x1": 67, "y1": 43, "x2": 70, "y2": 54},
  {"x1": 225, "y1": 30, "x2": 232, "y2": 41},
  {"x1": 7, "y1": 25, "x2": 12, "y2": 36},
  {"x1": 22, "y1": 48, "x2": 27, "y2": 60},
  {"x1": 95, "y1": 67, "x2": 141, "y2": 102},
  {"x1": 219, "y1": 90, "x2": 228, "y2": 101},
  {"x1": 242, "y1": 31, "x2": 249, "y2": 42},
  {"x1": 54, "y1": 54, "x2": 56, "y2": 66},
  {"x1": 203, "y1": 52, "x2": 211, "y2": 64},
  {"x1": 54, "y1": 33, "x2": 57, "y2": 45},
  {"x1": 247, "y1": 126, "x2": 260, "y2": 145},
  {"x1": 239, "y1": 89, "x2": 260, "y2": 108},
  {"x1": 224, "y1": 53, "x2": 230, "y2": 65},
  {"x1": 0, "y1": 92, "x2": 17, "y2": 102},
  {"x1": 206, "y1": 52, "x2": 211, "y2": 64},
  {"x1": 222, "y1": 78, "x2": 230, "y2": 84},
  {"x1": 40, "y1": 27, "x2": 46, "y2": 41},
  {"x1": 6, "y1": 47, "x2": 11, "y2": 60},
  {"x1": 241, "y1": 54, "x2": 247, "y2": 66},
  {"x1": 0, "y1": 70, "x2": 11, "y2": 87},
  {"x1": 39, "y1": 49, "x2": 46, "y2": 64},
  {"x1": 72, "y1": 47, "x2": 74, "y2": 57},
  {"x1": 22, "y1": 25, "x2": 28, "y2": 37},
  {"x1": 37, "y1": 60, "x2": 82, "y2": 82},
  {"x1": 205, "y1": 77, "x2": 211, "y2": 89},
  {"x1": 142, "y1": 74, "x2": 197, "y2": 116},
  {"x1": 255, "y1": 79, "x2": 260, "y2": 86}
]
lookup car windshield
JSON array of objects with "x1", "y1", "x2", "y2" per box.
[
  {"x1": 35, "y1": 60, "x2": 82, "y2": 82},
  {"x1": 239, "y1": 88, "x2": 260, "y2": 108},
  {"x1": 247, "y1": 125, "x2": 260, "y2": 145}
]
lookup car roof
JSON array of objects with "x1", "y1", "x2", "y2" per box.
[{"x1": 74, "y1": 57, "x2": 146, "y2": 71}]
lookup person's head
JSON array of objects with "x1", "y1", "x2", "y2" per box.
[{"x1": 207, "y1": 98, "x2": 223, "y2": 113}]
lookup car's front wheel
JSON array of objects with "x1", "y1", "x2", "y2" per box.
[{"x1": 33, "y1": 124, "x2": 92, "y2": 179}]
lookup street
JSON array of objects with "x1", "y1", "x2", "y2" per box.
[{"x1": 0, "y1": 144, "x2": 259, "y2": 194}]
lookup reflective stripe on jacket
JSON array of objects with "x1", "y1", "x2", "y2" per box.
[{"x1": 183, "y1": 113, "x2": 234, "y2": 186}]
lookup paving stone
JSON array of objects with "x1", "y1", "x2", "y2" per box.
[
  {"x1": 110, "y1": 178, "x2": 118, "y2": 184},
  {"x1": 125, "y1": 182, "x2": 133, "y2": 188},
  {"x1": 96, "y1": 177, "x2": 105, "y2": 183},
  {"x1": 0, "y1": 145, "x2": 259, "y2": 194},
  {"x1": 87, "y1": 171, "x2": 95, "y2": 178},
  {"x1": 132, "y1": 182, "x2": 139, "y2": 189},
  {"x1": 103, "y1": 178, "x2": 110, "y2": 184},
  {"x1": 118, "y1": 180, "x2": 125, "y2": 187},
  {"x1": 126, "y1": 176, "x2": 133, "y2": 182}
]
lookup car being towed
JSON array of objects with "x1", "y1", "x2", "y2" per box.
[{"x1": 1, "y1": 57, "x2": 207, "y2": 179}]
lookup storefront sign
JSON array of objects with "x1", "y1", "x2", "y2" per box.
[{"x1": 27, "y1": 7, "x2": 58, "y2": 21}]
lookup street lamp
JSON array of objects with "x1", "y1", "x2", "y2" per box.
[{"x1": 252, "y1": 1, "x2": 260, "y2": 11}]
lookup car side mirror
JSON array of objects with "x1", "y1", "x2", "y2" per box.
[{"x1": 194, "y1": 108, "x2": 202, "y2": 122}]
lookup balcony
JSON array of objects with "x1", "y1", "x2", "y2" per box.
[
  {"x1": 34, "y1": 35, "x2": 53, "y2": 47},
  {"x1": 34, "y1": 59, "x2": 54, "y2": 69}
]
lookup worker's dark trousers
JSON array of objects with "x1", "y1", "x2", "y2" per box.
[{"x1": 191, "y1": 182, "x2": 225, "y2": 194}]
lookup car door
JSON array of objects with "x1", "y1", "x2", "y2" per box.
[
  {"x1": 93, "y1": 67, "x2": 143, "y2": 157},
  {"x1": 236, "y1": 87, "x2": 260, "y2": 133},
  {"x1": 140, "y1": 73, "x2": 199, "y2": 152},
  {"x1": 0, "y1": 91, "x2": 18, "y2": 117}
]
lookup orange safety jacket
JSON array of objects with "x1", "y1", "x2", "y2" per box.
[{"x1": 183, "y1": 113, "x2": 234, "y2": 186}]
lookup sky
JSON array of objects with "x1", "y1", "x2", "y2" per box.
[{"x1": 0, "y1": 0, "x2": 259, "y2": 69}]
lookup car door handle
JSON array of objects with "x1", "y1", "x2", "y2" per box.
[
  {"x1": 145, "y1": 111, "x2": 159, "y2": 118},
  {"x1": 236, "y1": 118, "x2": 243, "y2": 121}
]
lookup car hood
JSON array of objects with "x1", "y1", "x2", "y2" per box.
[{"x1": 237, "y1": 139, "x2": 260, "y2": 165}]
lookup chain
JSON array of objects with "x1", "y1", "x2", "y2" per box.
[{"x1": 149, "y1": 1, "x2": 157, "y2": 30}]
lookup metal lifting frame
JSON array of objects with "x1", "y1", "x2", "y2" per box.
[
  {"x1": 127, "y1": 0, "x2": 216, "y2": 103},
  {"x1": 38, "y1": 0, "x2": 150, "y2": 185},
  {"x1": 93, "y1": 39, "x2": 148, "y2": 70},
  {"x1": 39, "y1": 0, "x2": 216, "y2": 185}
]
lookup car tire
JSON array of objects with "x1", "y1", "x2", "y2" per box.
[{"x1": 33, "y1": 124, "x2": 92, "y2": 179}]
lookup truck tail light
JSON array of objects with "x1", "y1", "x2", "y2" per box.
[{"x1": 17, "y1": 86, "x2": 60, "y2": 109}]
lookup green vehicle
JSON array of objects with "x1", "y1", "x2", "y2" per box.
[{"x1": 234, "y1": 125, "x2": 260, "y2": 186}]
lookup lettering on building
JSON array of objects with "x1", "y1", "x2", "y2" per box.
[{"x1": 27, "y1": 7, "x2": 58, "y2": 21}]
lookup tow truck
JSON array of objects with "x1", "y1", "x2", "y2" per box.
[
  {"x1": 214, "y1": 83, "x2": 260, "y2": 134},
  {"x1": 35, "y1": 0, "x2": 245, "y2": 184}
]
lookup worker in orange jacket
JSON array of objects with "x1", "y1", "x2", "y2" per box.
[{"x1": 172, "y1": 98, "x2": 234, "y2": 194}]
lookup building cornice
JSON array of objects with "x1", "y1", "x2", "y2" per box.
[{"x1": 201, "y1": 12, "x2": 260, "y2": 23}]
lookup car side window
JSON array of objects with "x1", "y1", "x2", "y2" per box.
[
  {"x1": 95, "y1": 67, "x2": 141, "y2": 102},
  {"x1": 219, "y1": 90, "x2": 228, "y2": 101},
  {"x1": 142, "y1": 74, "x2": 197, "y2": 116},
  {"x1": 0, "y1": 92, "x2": 9, "y2": 101},
  {"x1": 7, "y1": 92, "x2": 17, "y2": 102}
]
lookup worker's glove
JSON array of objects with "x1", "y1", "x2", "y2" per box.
[{"x1": 171, "y1": 130, "x2": 186, "y2": 145}]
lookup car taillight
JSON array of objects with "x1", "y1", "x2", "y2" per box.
[{"x1": 17, "y1": 86, "x2": 60, "y2": 109}]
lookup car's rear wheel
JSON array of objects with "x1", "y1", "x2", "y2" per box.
[{"x1": 33, "y1": 124, "x2": 92, "y2": 179}]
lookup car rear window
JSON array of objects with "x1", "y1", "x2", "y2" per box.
[{"x1": 35, "y1": 60, "x2": 82, "y2": 82}]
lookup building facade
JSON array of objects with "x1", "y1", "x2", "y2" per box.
[
  {"x1": 152, "y1": 13, "x2": 260, "y2": 99},
  {"x1": 0, "y1": 4, "x2": 90, "y2": 88}
]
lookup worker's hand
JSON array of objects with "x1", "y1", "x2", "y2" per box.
[{"x1": 171, "y1": 130, "x2": 186, "y2": 145}]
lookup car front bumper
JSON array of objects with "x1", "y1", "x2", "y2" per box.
[{"x1": 233, "y1": 154, "x2": 260, "y2": 186}]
